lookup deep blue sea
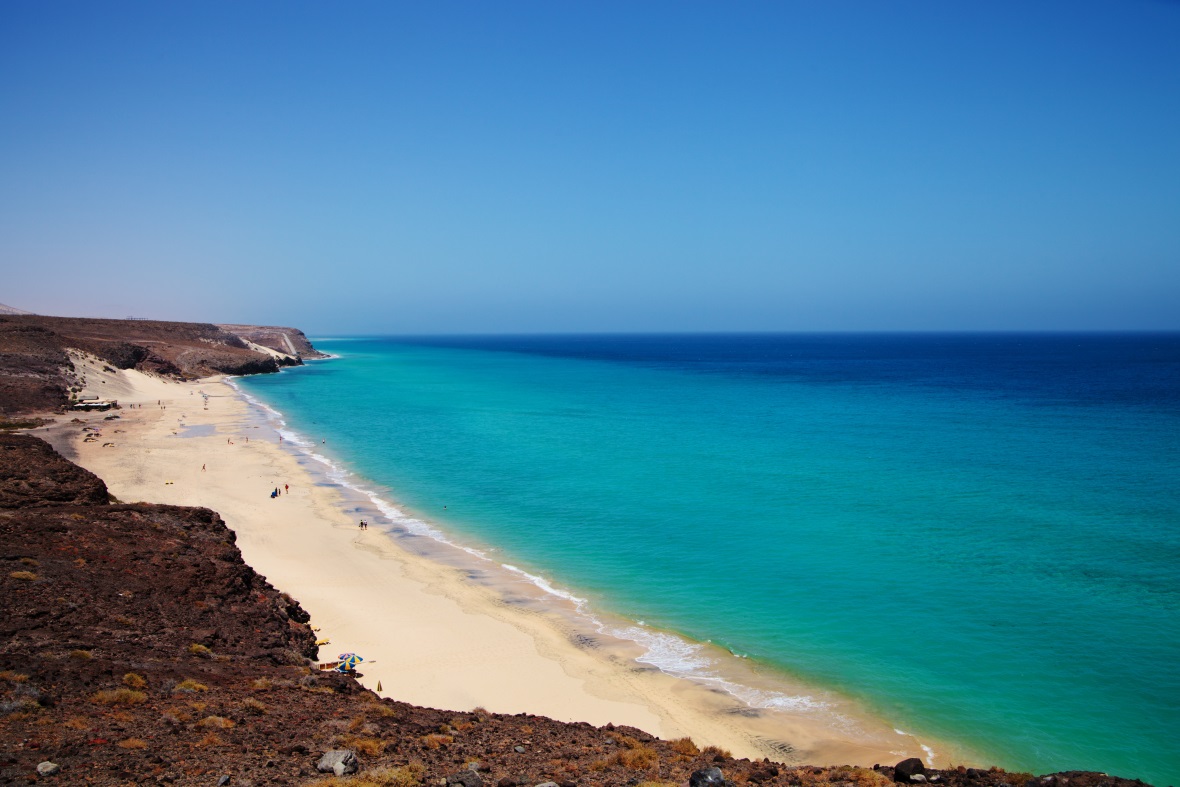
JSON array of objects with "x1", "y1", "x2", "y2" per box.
[{"x1": 237, "y1": 334, "x2": 1180, "y2": 785}]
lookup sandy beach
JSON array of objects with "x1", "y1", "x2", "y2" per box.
[{"x1": 38, "y1": 355, "x2": 950, "y2": 768}]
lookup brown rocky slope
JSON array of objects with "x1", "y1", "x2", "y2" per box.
[
  {"x1": 0, "y1": 316, "x2": 312, "y2": 418},
  {"x1": 0, "y1": 434, "x2": 1153, "y2": 787}
]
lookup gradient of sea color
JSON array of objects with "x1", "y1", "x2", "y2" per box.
[{"x1": 238, "y1": 334, "x2": 1180, "y2": 785}]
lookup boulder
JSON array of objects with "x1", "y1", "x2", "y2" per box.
[
  {"x1": 446, "y1": 772, "x2": 482, "y2": 787},
  {"x1": 317, "y1": 750, "x2": 359, "y2": 776},
  {"x1": 36, "y1": 762, "x2": 61, "y2": 776},
  {"x1": 690, "y1": 767, "x2": 728, "y2": 787},
  {"x1": 894, "y1": 758, "x2": 926, "y2": 784}
]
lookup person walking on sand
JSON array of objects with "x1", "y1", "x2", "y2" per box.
[
  {"x1": 201, "y1": 464, "x2": 205, "y2": 472},
  {"x1": 284, "y1": 483, "x2": 288, "y2": 493}
]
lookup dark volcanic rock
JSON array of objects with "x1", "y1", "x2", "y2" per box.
[
  {"x1": 896, "y1": 758, "x2": 928, "y2": 783},
  {"x1": 0, "y1": 315, "x2": 326, "y2": 415},
  {"x1": 0, "y1": 433, "x2": 108, "y2": 508}
]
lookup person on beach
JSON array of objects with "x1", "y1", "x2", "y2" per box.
[
  {"x1": 284, "y1": 483, "x2": 289, "y2": 493},
  {"x1": 201, "y1": 464, "x2": 205, "y2": 472}
]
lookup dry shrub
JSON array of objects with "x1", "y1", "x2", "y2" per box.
[
  {"x1": 74, "y1": 558, "x2": 87, "y2": 567},
  {"x1": 193, "y1": 732, "x2": 223, "y2": 748},
  {"x1": 90, "y1": 688, "x2": 147, "y2": 705},
  {"x1": 845, "y1": 767, "x2": 892, "y2": 787},
  {"x1": 306, "y1": 763, "x2": 426, "y2": 786},
  {"x1": 420, "y1": 733, "x2": 453, "y2": 749},
  {"x1": 162, "y1": 708, "x2": 192, "y2": 724},
  {"x1": 19, "y1": 558, "x2": 38, "y2": 567},
  {"x1": 117, "y1": 738, "x2": 148, "y2": 749},
  {"x1": 450, "y1": 718, "x2": 474, "y2": 732},
  {"x1": 0, "y1": 671, "x2": 29, "y2": 683},
  {"x1": 189, "y1": 701, "x2": 208, "y2": 712},
  {"x1": 335, "y1": 734, "x2": 385, "y2": 756},
  {"x1": 250, "y1": 677, "x2": 272, "y2": 691},
  {"x1": 174, "y1": 679, "x2": 208, "y2": 692},
  {"x1": 347, "y1": 715, "x2": 366, "y2": 732},
  {"x1": 615, "y1": 744, "x2": 659, "y2": 770},
  {"x1": 241, "y1": 697, "x2": 267, "y2": 715},
  {"x1": 69, "y1": 649, "x2": 92, "y2": 660},
  {"x1": 637, "y1": 782, "x2": 680, "y2": 787},
  {"x1": 701, "y1": 744, "x2": 731, "y2": 759},
  {"x1": 669, "y1": 736, "x2": 700, "y2": 757},
  {"x1": 9, "y1": 571, "x2": 36, "y2": 581},
  {"x1": 63, "y1": 717, "x2": 91, "y2": 730},
  {"x1": 369, "y1": 703, "x2": 397, "y2": 719},
  {"x1": 198, "y1": 715, "x2": 234, "y2": 729},
  {"x1": 188, "y1": 643, "x2": 213, "y2": 657},
  {"x1": 123, "y1": 673, "x2": 147, "y2": 689}
]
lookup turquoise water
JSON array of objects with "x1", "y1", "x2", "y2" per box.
[{"x1": 238, "y1": 334, "x2": 1180, "y2": 785}]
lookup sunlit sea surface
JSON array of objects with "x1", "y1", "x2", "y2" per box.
[{"x1": 237, "y1": 334, "x2": 1180, "y2": 785}]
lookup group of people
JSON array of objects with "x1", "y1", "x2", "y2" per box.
[{"x1": 269, "y1": 483, "x2": 290, "y2": 499}]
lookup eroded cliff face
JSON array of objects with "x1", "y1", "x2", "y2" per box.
[
  {"x1": 0, "y1": 435, "x2": 1156, "y2": 786},
  {"x1": 0, "y1": 316, "x2": 323, "y2": 417}
]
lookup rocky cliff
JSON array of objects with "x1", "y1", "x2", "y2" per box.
[{"x1": 0, "y1": 316, "x2": 321, "y2": 418}]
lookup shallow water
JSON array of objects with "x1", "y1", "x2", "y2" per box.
[{"x1": 238, "y1": 334, "x2": 1180, "y2": 785}]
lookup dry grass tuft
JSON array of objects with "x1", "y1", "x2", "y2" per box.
[
  {"x1": 117, "y1": 738, "x2": 149, "y2": 749},
  {"x1": 69, "y1": 649, "x2": 93, "y2": 660},
  {"x1": 122, "y1": 673, "x2": 147, "y2": 689},
  {"x1": 90, "y1": 688, "x2": 147, "y2": 705},
  {"x1": 197, "y1": 715, "x2": 235, "y2": 729},
  {"x1": 241, "y1": 697, "x2": 267, "y2": 715},
  {"x1": 701, "y1": 744, "x2": 732, "y2": 759},
  {"x1": 369, "y1": 703, "x2": 397, "y2": 719},
  {"x1": 669, "y1": 736, "x2": 700, "y2": 757},
  {"x1": 335, "y1": 734, "x2": 386, "y2": 756},
  {"x1": 615, "y1": 744, "x2": 659, "y2": 770},
  {"x1": 844, "y1": 767, "x2": 893, "y2": 787},
  {"x1": 63, "y1": 717, "x2": 91, "y2": 730},
  {"x1": 9, "y1": 570, "x2": 37, "y2": 581},
  {"x1": 162, "y1": 708, "x2": 192, "y2": 724},
  {"x1": 193, "y1": 732, "x2": 223, "y2": 748},
  {"x1": 0, "y1": 671, "x2": 29, "y2": 683},
  {"x1": 305, "y1": 763, "x2": 426, "y2": 786},
  {"x1": 19, "y1": 557, "x2": 39, "y2": 567},
  {"x1": 250, "y1": 677, "x2": 272, "y2": 690},
  {"x1": 187, "y1": 643, "x2": 212, "y2": 657},
  {"x1": 174, "y1": 679, "x2": 208, "y2": 692},
  {"x1": 420, "y1": 733, "x2": 453, "y2": 750}
]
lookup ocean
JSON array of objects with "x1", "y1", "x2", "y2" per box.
[{"x1": 235, "y1": 333, "x2": 1180, "y2": 786}]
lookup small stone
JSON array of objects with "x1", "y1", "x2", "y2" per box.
[
  {"x1": 218, "y1": 777, "x2": 231, "y2": 786},
  {"x1": 534, "y1": 783, "x2": 560, "y2": 787},
  {"x1": 446, "y1": 772, "x2": 482, "y2": 787},
  {"x1": 514, "y1": 745, "x2": 526, "y2": 753},
  {"x1": 317, "y1": 750, "x2": 359, "y2": 777},
  {"x1": 911, "y1": 776, "x2": 928, "y2": 783},
  {"x1": 690, "y1": 767, "x2": 727, "y2": 787},
  {"x1": 37, "y1": 762, "x2": 61, "y2": 777}
]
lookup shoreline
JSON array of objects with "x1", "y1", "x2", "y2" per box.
[{"x1": 37, "y1": 357, "x2": 964, "y2": 768}]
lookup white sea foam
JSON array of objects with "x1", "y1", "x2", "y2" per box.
[
  {"x1": 229, "y1": 376, "x2": 832, "y2": 719},
  {"x1": 921, "y1": 744, "x2": 936, "y2": 766}
]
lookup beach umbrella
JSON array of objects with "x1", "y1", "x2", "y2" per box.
[{"x1": 336, "y1": 652, "x2": 363, "y2": 671}]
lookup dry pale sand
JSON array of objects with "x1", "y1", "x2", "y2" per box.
[{"x1": 40, "y1": 357, "x2": 953, "y2": 768}]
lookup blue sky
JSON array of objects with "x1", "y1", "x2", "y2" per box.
[{"x1": 1, "y1": 1, "x2": 1178, "y2": 333}]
